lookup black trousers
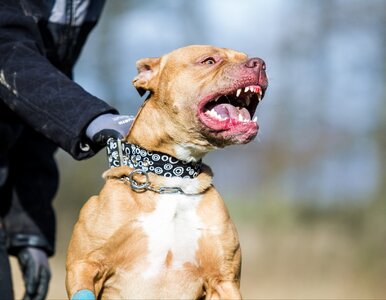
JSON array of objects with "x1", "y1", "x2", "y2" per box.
[
  {"x1": 0, "y1": 105, "x2": 58, "y2": 297},
  {"x1": 0, "y1": 228, "x2": 13, "y2": 300}
]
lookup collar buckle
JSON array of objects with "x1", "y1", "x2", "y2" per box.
[{"x1": 106, "y1": 138, "x2": 127, "y2": 167}]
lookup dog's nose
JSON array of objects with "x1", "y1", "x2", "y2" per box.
[
  {"x1": 245, "y1": 57, "x2": 268, "y2": 90},
  {"x1": 245, "y1": 57, "x2": 266, "y2": 70}
]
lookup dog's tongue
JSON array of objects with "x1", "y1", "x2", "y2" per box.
[{"x1": 213, "y1": 103, "x2": 251, "y2": 121}]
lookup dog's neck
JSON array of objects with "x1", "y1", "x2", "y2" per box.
[
  {"x1": 109, "y1": 97, "x2": 215, "y2": 194},
  {"x1": 126, "y1": 99, "x2": 213, "y2": 163}
]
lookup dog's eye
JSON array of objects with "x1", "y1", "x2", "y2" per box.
[{"x1": 201, "y1": 57, "x2": 216, "y2": 65}]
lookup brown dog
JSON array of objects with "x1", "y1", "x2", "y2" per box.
[{"x1": 66, "y1": 45, "x2": 268, "y2": 299}]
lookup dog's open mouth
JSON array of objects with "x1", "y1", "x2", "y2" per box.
[{"x1": 198, "y1": 84, "x2": 263, "y2": 141}]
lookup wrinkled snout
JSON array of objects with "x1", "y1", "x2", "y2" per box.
[{"x1": 245, "y1": 57, "x2": 268, "y2": 92}]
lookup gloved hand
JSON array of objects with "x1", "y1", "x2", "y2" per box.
[
  {"x1": 17, "y1": 247, "x2": 51, "y2": 300},
  {"x1": 86, "y1": 113, "x2": 134, "y2": 145}
]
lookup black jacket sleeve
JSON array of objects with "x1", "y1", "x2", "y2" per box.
[{"x1": 0, "y1": 1, "x2": 118, "y2": 160}]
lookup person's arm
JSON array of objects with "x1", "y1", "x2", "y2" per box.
[{"x1": 0, "y1": 1, "x2": 118, "y2": 160}]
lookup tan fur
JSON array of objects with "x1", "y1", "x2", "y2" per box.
[{"x1": 66, "y1": 45, "x2": 267, "y2": 299}]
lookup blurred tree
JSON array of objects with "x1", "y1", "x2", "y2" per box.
[{"x1": 375, "y1": 2, "x2": 386, "y2": 198}]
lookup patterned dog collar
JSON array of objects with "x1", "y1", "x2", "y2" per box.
[{"x1": 106, "y1": 139, "x2": 202, "y2": 179}]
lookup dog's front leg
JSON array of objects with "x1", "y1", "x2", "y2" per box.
[
  {"x1": 206, "y1": 281, "x2": 242, "y2": 300},
  {"x1": 66, "y1": 260, "x2": 105, "y2": 300}
]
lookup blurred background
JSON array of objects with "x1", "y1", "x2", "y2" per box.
[{"x1": 11, "y1": 0, "x2": 386, "y2": 298}]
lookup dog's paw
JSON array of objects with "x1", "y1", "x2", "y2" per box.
[{"x1": 72, "y1": 289, "x2": 96, "y2": 300}]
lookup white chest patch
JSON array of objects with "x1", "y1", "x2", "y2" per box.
[{"x1": 138, "y1": 193, "x2": 203, "y2": 278}]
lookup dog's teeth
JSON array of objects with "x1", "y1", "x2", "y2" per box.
[
  {"x1": 238, "y1": 114, "x2": 243, "y2": 122},
  {"x1": 244, "y1": 86, "x2": 249, "y2": 93},
  {"x1": 253, "y1": 116, "x2": 258, "y2": 122},
  {"x1": 214, "y1": 96, "x2": 221, "y2": 102},
  {"x1": 257, "y1": 94, "x2": 262, "y2": 102},
  {"x1": 236, "y1": 89, "x2": 241, "y2": 97}
]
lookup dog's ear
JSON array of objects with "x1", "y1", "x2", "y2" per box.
[{"x1": 132, "y1": 57, "x2": 161, "y2": 96}]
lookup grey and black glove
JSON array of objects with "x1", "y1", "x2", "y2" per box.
[
  {"x1": 17, "y1": 247, "x2": 51, "y2": 300},
  {"x1": 86, "y1": 113, "x2": 134, "y2": 145}
]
